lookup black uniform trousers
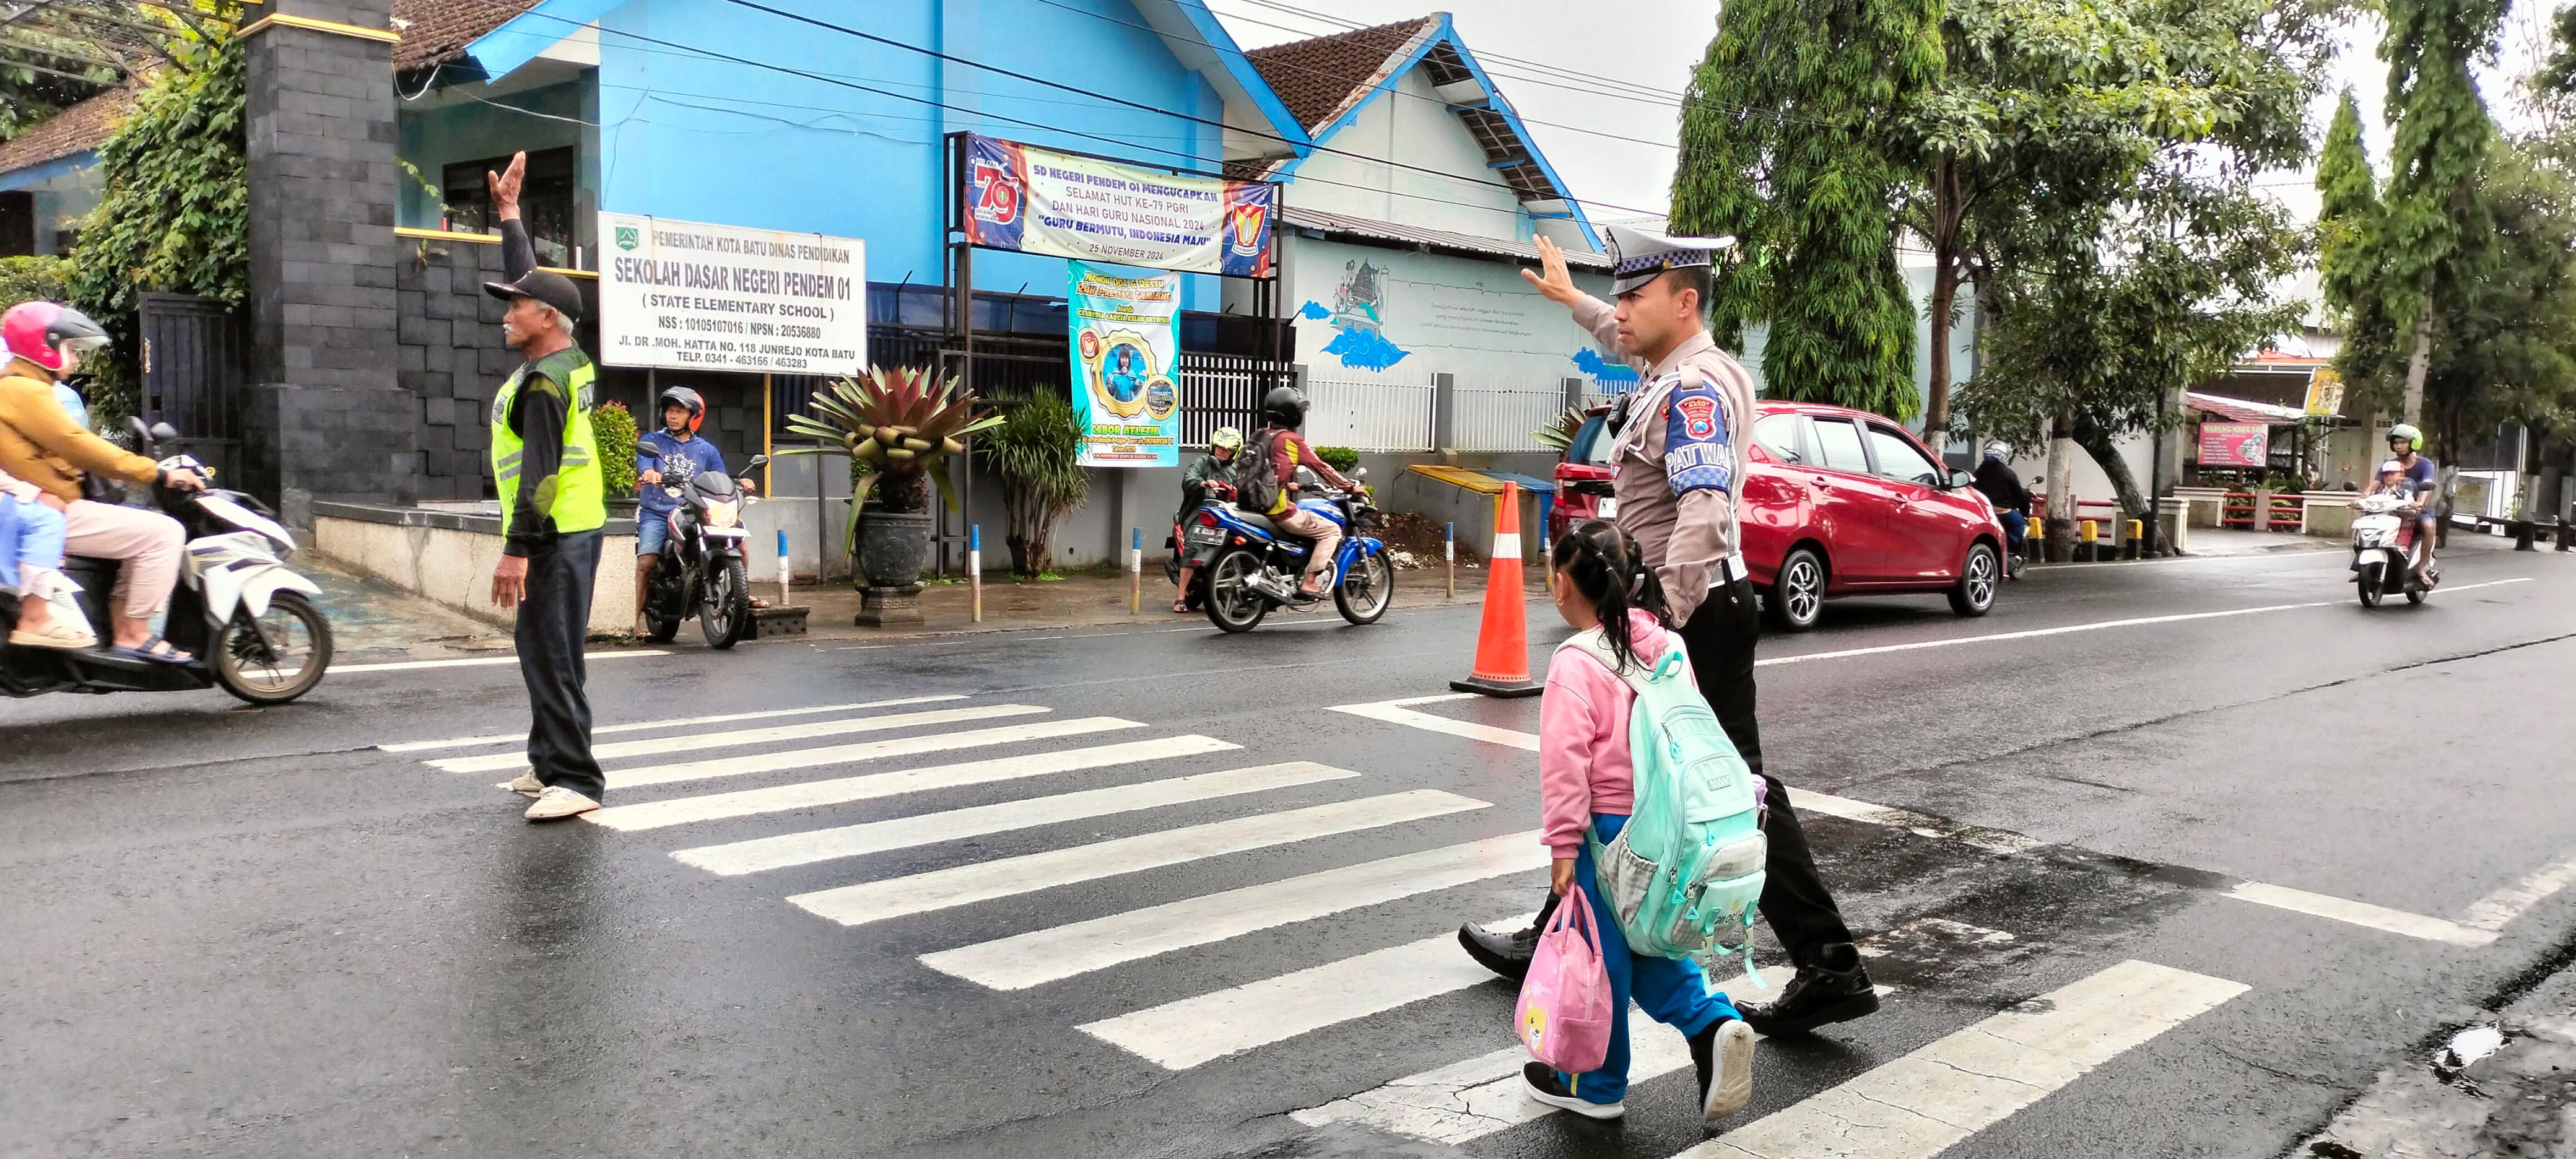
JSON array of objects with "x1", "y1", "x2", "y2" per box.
[
  {"x1": 517, "y1": 529, "x2": 606, "y2": 800},
  {"x1": 1676, "y1": 575, "x2": 1858, "y2": 965}
]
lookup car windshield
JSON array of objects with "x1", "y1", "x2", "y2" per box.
[{"x1": 1570, "y1": 416, "x2": 1614, "y2": 466}]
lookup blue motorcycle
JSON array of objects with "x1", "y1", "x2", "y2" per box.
[{"x1": 1173, "y1": 468, "x2": 1393, "y2": 632}]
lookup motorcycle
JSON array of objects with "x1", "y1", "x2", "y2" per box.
[
  {"x1": 636, "y1": 443, "x2": 769, "y2": 648},
  {"x1": 2351, "y1": 491, "x2": 2437, "y2": 607},
  {"x1": 0, "y1": 420, "x2": 333, "y2": 704},
  {"x1": 1178, "y1": 466, "x2": 1393, "y2": 633}
]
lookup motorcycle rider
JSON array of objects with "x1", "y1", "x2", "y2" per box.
[
  {"x1": 633, "y1": 385, "x2": 757, "y2": 637},
  {"x1": 2375, "y1": 423, "x2": 2439, "y2": 582},
  {"x1": 1247, "y1": 388, "x2": 1358, "y2": 598},
  {"x1": 0, "y1": 300, "x2": 205, "y2": 662},
  {"x1": 1172, "y1": 426, "x2": 1242, "y2": 613},
  {"x1": 1972, "y1": 442, "x2": 2031, "y2": 578}
]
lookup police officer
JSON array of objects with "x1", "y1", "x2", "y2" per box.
[
  {"x1": 481, "y1": 151, "x2": 609, "y2": 823},
  {"x1": 1458, "y1": 226, "x2": 1877, "y2": 1038}
]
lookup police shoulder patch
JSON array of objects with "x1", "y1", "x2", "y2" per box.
[{"x1": 1675, "y1": 395, "x2": 1718, "y2": 441}]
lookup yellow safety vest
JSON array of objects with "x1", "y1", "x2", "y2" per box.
[{"x1": 489, "y1": 348, "x2": 605, "y2": 538}]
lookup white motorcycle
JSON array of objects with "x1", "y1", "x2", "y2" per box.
[
  {"x1": 2351, "y1": 491, "x2": 2437, "y2": 608},
  {"x1": 0, "y1": 421, "x2": 333, "y2": 704}
]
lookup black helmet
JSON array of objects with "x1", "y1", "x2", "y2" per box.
[
  {"x1": 657, "y1": 385, "x2": 705, "y2": 432},
  {"x1": 1261, "y1": 385, "x2": 1307, "y2": 429}
]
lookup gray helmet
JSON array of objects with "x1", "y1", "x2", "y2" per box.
[{"x1": 658, "y1": 385, "x2": 705, "y2": 431}]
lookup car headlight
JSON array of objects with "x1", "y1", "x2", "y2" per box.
[{"x1": 705, "y1": 500, "x2": 739, "y2": 528}]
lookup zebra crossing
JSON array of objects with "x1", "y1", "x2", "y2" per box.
[{"x1": 386, "y1": 695, "x2": 2250, "y2": 1156}]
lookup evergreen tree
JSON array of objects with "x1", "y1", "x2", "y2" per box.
[
  {"x1": 1671, "y1": 0, "x2": 1943, "y2": 421},
  {"x1": 2372, "y1": 0, "x2": 2505, "y2": 426},
  {"x1": 2315, "y1": 90, "x2": 2380, "y2": 326}
]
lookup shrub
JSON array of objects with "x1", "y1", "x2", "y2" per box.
[
  {"x1": 0, "y1": 255, "x2": 71, "y2": 309},
  {"x1": 980, "y1": 392, "x2": 1087, "y2": 577},
  {"x1": 591, "y1": 400, "x2": 638, "y2": 497},
  {"x1": 1315, "y1": 445, "x2": 1360, "y2": 473}
]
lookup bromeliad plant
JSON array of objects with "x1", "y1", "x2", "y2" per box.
[
  {"x1": 1532, "y1": 405, "x2": 1589, "y2": 455},
  {"x1": 779, "y1": 365, "x2": 1004, "y2": 528}
]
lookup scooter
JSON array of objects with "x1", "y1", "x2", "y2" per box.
[
  {"x1": 636, "y1": 443, "x2": 768, "y2": 648},
  {"x1": 2351, "y1": 491, "x2": 2438, "y2": 607},
  {"x1": 1178, "y1": 466, "x2": 1393, "y2": 633},
  {"x1": 0, "y1": 420, "x2": 333, "y2": 704}
]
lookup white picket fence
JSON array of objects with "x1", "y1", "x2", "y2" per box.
[
  {"x1": 1452, "y1": 378, "x2": 1575, "y2": 453},
  {"x1": 1305, "y1": 372, "x2": 1437, "y2": 452}
]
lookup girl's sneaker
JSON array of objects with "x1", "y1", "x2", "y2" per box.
[
  {"x1": 1692, "y1": 1018, "x2": 1757, "y2": 1119},
  {"x1": 1520, "y1": 1062, "x2": 1624, "y2": 1120}
]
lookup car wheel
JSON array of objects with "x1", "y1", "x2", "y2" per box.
[
  {"x1": 1948, "y1": 543, "x2": 1999, "y2": 617},
  {"x1": 1767, "y1": 546, "x2": 1825, "y2": 632}
]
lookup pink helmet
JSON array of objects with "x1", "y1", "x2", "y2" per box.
[{"x1": 2, "y1": 300, "x2": 108, "y2": 375}]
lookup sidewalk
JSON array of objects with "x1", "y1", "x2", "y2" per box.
[{"x1": 776, "y1": 559, "x2": 1547, "y2": 641}]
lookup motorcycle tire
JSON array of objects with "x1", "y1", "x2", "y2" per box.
[
  {"x1": 1334, "y1": 552, "x2": 1393, "y2": 625},
  {"x1": 647, "y1": 610, "x2": 681, "y2": 643},
  {"x1": 214, "y1": 591, "x2": 334, "y2": 705},
  {"x1": 702, "y1": 556, "x2": 751, "y2": 649},
  {"x1": 2357, "y1": 562, "x2": 2384, "y2": 607},
  {"x1": 1203, "y1": 547, "x2": 1271, "y2": 633}
]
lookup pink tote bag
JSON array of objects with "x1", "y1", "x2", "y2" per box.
[{"x1": 1514, "y1": 885, "x2": 1614, "y2": 1073}]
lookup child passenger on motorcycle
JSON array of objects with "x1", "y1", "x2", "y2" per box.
[{"x1": 0, "y1": 461, "x2": 89, "y2": 649}]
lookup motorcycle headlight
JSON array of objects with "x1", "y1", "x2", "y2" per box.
[{"x1": 705, "y1": 500, "x2": 739, "y2": 528}]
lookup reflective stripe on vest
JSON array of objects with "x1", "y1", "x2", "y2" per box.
[{"x1": 489, "y1": 349, "x2": 606, "y2": 538}]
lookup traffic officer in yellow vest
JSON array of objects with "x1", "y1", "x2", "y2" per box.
[
  {"x1": 482, "y1": 151, "x2": 609, "y2": 822},
  {"x1": 1458, "y1": 225, "x2": 1879, "y2": 1039}
]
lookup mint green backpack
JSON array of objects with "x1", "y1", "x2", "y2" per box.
[{"x1": 1565, "y1": 631, "x2": 1769, "y2": 984}]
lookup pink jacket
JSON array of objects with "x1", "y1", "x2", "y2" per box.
[{"x1": 1539, "y1": 609, "x2": 1761, "y2": 857}]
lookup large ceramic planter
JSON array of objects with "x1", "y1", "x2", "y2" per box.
[{"x1": 855, "y1": 508, "x2": 932, "y2": 626}]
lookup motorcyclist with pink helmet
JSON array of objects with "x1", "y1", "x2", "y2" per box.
[{"x1": 0, "y1": 301, "x2": 205, "y2": 662}]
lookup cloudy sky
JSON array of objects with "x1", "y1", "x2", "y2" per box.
[{"x1": 1206, "y1": 0, "x2": 2568, "y2": 230}]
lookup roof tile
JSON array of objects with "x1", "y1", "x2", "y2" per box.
[
  {"x1": 0, "y1": 83, "x2": 137, "y2": 177},
  {"x1": 1245, "y1": 15, "x2": 1440, "y2": 133},
  {"x1": 392, "y1": 0, "x2": 541, "y2": 72}
]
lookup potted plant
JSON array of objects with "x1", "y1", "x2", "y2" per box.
[
  {"x1": 591, "y1": 400, "x2": 640, "y2": 518},
  {"x1": 978, "y1": 393, "x2": 1088, "y2": 578},
  {"x1": 778, "y1": 366, "x2": 1000, "y2": 623}
]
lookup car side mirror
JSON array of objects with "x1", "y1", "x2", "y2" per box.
[{"x1": 1949, "y1": 469, "x2": 1975, "y2": 489}]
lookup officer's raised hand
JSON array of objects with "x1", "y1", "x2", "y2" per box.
[
  {"x1": 486, "y1": 151, "x2": 526, "y2": 220},
  {"x1": 1520, "y1": 235, "x2": 1582, "y2": 307}
]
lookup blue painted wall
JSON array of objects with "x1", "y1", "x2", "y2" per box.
[{"x1": 578, "y1": 0, "x2": 1230, "y2": 310}]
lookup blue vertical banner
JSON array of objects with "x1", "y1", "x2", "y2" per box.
[{"x1": 1068, "y1": 261, "x2": 1183, "y2": 468}]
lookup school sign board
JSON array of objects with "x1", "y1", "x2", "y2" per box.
[
  {"x1": 1068, "y1": 261, "x2": 1182, "y2": 467},
  {"x1": 597, "y1": 212, "x2": 866, "y2": 375},
  {"x1": 2198, "y1": 422, "x2": 2269, "y2": 468},
  {"x1": 962, "y1": 134, "x2": 1275, "y2": 278}
]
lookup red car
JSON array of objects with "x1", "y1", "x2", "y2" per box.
[{"x1": 1551, "y1": 400, "x2": 2005, "y2": 631}]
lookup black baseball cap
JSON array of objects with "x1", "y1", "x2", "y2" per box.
[{"x1": 482, "y1": 269, "x2": 585, "y2": 322}]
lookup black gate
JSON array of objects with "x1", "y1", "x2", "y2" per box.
[{"x1": 137, "y1": 292, "x2": 245, "y2": 483}]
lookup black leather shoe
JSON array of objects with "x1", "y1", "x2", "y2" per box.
[
  {"x1": 1736, "y1": 947, "x2": 1879, "y2": 1036},
  {"x1": 1459, "y1": 919, "x2": 1539, "y2": 982}
]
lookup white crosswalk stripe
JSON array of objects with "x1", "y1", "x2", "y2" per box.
[
  {"x1": 671, "y1": 762, "x2": 1357, "y2": 876},
  {"x1": 788, "y1": 790, "x2": 1490, "y2": 927},
  {"x1": 429, "y1": 703, "x2": 1049, "y2": 774},
  {"x1": 601, "y1": 717, "x2": 1144, "y2": 790},
  {"x1": 1076, "y1": 912, "x2": 1536, "y2": 1070},
  {"x1": 393, "y1": 694, "x2": 2224, "y2": 1153},
  {"x1": 923, "y1": 831, "x2": 1549, "y2": 991},
  {"x1": 587, "y1": 735, "x2": 1237, "y2": 832},
  {"x1": 380, "y1": 696, "x2": 965, "y2": 752}
]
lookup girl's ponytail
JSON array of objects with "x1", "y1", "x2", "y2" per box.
[{"x1": 1551, "y1": 519, "x2": 1669, "y2": 670}]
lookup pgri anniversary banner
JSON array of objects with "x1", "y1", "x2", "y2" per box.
[
  {"x1": 598, "y1": 212, "x2": 866, "y2": 375},
  {"x1": 1069, "y1": 261, "x2": 1182, "y2": 468},
  {"x1": 964, "y1": 134, "x2": 1274, "y2": 278}
]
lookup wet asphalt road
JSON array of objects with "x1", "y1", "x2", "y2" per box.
[{"x1": 6, "y1": 540, "x2": 2575, "y2": 1159}]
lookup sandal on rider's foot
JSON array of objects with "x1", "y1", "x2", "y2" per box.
[
  {"x1": 1172, "y1": 600, "x2": 1191, "y2": 613},
  {"x1": 9, "y1": 618, "x2": 97, "y2": 650},
  {"x1": 111, "y1": 634, "x2": 193, "y2": 664}
]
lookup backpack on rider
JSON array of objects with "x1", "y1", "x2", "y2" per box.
[{"x1": 1560, "y1": 632, "x2": 1770, "y2": 982}]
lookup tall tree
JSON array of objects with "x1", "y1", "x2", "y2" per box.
[
  {"x1": 1671, "y1": 0, "x2": 1944, "y2": 421},
  {"x1": 2314, "y1": 89, "x2": 2380, "y2": 326},
  {"x1": 2374, "y1": 0, "x2": 2506, "y2": 426}
]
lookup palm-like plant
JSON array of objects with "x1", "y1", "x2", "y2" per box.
[
  {"x1": 1531, "y1": 405, "x2": 1590, "y2": 455},
  {"x1": 779, "y1": 365, "x2": 1004, "y2": 519}
]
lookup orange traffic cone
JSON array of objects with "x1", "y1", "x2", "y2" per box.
[{"x1": 1450, "y1": 481, "x2": 1544, "y2": 698}]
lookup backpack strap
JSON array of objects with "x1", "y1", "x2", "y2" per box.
[{"x1": 1560, "y1": 629, "x2": 1656, "y2": 699}]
